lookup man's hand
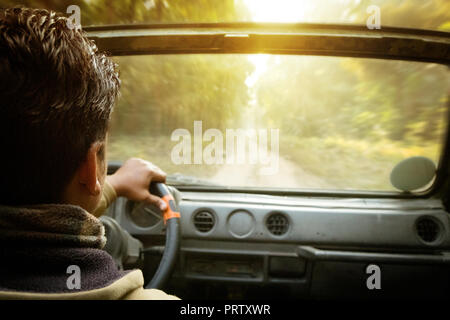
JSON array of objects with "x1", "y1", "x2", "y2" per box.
[{"x1": 107, "y1": 158, "x2": 168, "y2": 211}]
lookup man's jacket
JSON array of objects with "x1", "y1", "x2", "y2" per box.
[{"x1": 0, "y1": 182, "x2": 178, "y2": 300}]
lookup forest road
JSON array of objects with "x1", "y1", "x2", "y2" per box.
[{"x1": 209, "y1": 149, "x2": 333, "y2": 189}]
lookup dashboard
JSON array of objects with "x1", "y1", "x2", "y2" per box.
[{"x1": 105, "y1": 189, "x2": 450, "y2": 300}]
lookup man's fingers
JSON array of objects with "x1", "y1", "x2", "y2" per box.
[
  {"x1": 145, "y1": 163, "x2": 167, "y2": 182},
  {"x1": 144, "y1": 192, "x2": 167, "y2": 211},
  {"x1": 150, "y1": 170, "x2": 166, "y2": 182}
]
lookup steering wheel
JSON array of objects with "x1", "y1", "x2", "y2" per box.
[
  {"x1": 144, "y1": 182, "x2": 181, "y2": 289},
  {"x1": 103, "y1": 163, "x2": 181, "y2": 289}
]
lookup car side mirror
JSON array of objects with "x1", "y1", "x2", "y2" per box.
[{"x1": 390, "y1": 156, "x2": 436, "y2": 192}]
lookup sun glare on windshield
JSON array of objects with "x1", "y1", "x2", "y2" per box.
[{"x1": 243, "y1": 0, "x2": 313, "y2": 23}]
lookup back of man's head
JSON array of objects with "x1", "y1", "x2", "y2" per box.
[{"x1": 0, "y1": 7, "x2": 120, "y2": 205}]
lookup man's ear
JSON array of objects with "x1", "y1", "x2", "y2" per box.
[{"x1": 78, "y1": 142, "x2": 103, "y2": 196}]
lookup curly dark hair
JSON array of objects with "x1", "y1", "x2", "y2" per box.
[{"x1": 0, "y1": 7, "x2": 120, "y2": 205}]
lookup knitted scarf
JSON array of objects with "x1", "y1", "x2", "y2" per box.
[{"x1": 0, "y1": 204, "x2": 127, "y2": 293}]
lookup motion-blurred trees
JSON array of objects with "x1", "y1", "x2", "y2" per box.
[
  {"x1": 254, "y1": 56, "x2": 448, "y2": 145},
  {"x1": 113, "y1": 55, "x2": 252, "y2": 135},
  {"x1": 1, "y1": 0, "x2": 448, "y2": 146},
  {"x1": 0, "y1": 0, "x2": 249, "y2": 25},
  {"x1": 0, "y1": 0, "x2": 253, "y2": 136},
  {"x1": 342, "y1": 0, "x2": 450, "y2": 31}
]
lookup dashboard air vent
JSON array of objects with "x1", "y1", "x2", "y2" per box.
[
  {"x1": 416, "y1": 217, "x2": 441, "y2": 243},
  {"x1": 193, "y1": 211, "x2": 215, "y2": 233},
  {"x1": 266, "y1": 213, "x2": 289, "y2": 236}
]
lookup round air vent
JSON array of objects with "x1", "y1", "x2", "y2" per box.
[
  {"x1": 193, "y1": 211, "x2": 215, "y2": 233},
  {"x1": 266, "y1": 213, "x2": 289, "y2": 236},
  {"x1": 416, "y1": 217, "x2": 441, "y2": 244}
]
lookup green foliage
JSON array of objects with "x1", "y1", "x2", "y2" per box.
[
  {"x1": 279, "y1": 135, "x2": 441, "y2": 191},
  {"x1": 0, "y1": 0, "x2": 248, "y2": 25},
  {"x1": 255, "y1": 56, "x2": 448, "y2": 145},
  {"x1": 110, "y1": 55, "x2": 252, "y2": 136}
]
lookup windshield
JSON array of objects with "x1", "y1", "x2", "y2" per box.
[
  {"x1": 107, "y1": 54, "x2": 449, "y2": 192},
  {"x1": 1, "y1": 0, "x2": 449, "y2": 31}
]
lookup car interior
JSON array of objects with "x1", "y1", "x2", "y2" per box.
[
  {"x1": 2, "y1": 0, "x2": 450, "y2": 301},
  {"x1": 92, "y1": 23, "x2": 450, "y2": 300}
]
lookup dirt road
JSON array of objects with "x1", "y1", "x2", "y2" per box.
[{"x1": 209, "y1": 153, "x2": 333, "y2": 189}]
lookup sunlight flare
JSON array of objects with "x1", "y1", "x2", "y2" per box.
[{"x1": 243, "y1": 0, "x2": 313, "y2": 22}]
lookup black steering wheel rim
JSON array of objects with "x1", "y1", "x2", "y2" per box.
[{"x1": 144, "y1": 182, "x2": 181, "y2": 289}]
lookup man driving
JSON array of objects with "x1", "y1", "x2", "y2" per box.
[{"x1": 0, "y1": 7, "x2": 178, "y2": 299}]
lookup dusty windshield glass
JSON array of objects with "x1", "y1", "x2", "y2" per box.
[{"x1": 107, "y1": 54, "x2": 449, "y2": 192}]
